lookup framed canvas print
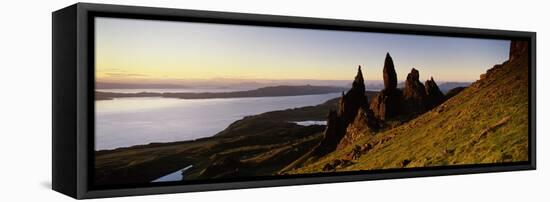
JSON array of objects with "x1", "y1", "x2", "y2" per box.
[{"x1": 52, "y1": 3, "x2": 536, "y2": 199}]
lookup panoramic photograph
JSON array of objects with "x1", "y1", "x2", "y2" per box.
[{"x1": 94, "y1": 17, "x2": 529, "y2": 186}]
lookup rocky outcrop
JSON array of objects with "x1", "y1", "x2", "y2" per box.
[
  {"x1": 480, "y1": 40, "x2": 528, "y2": 82},
  {"x1": 401, "y1": 67, "x2": 445, "y2": 113},
  {"x1": 315, "y1": 66, "x2": 379, "y2": 155},
  {"x1": 370, "y1": 53, "x2": 403, "y2": 120},
  {"x1": 402, "y1": 68, "x2": 427, "y2": 114},
  {"x1": 316, "y1": 110, "x2": 343, "y2": 154},
  {"x1": 424, "y1": 77, "x2": 445, "y2": 109},
  {"x1": 479, "y1": 40, "x2": 529, "y2": 85},
  {"x1": 369, "y1": 88, "x2": 403, "y2": 121},
  {"x1": 316, "y1": 53, "x2": 449, "y2": 156},
  {"x1": 337, "y1": 108, "x2": 377, "y2": 149},
  {"x1": 509, "y1": 40, "x2": 529, "y2": 62}
]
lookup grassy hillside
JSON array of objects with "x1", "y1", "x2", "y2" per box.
[{"x1": 288, "y1": 53, "x2": 529, "y2": 174}]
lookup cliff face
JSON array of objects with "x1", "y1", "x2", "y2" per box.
[{"x1": 509, "y1": 40, "x2": 529, "y2": 62}]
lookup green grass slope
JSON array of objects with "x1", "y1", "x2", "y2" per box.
[{"x1": 289, "y1": 53, "x2": 529, "y2": 174}]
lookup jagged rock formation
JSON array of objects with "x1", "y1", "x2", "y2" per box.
[
  {"x1": 424, "y1": 77, "x2": 445, "y2": 109},
  {"x1": 367, "y1": 52, "x2": 448, "y2": 121},
  {"x1": 315, "y1": 53, "x2": 448, "y2": 156},
  {"x1": 509, "y1": 40, "x2": 529, "y2": 62},
  {"x1": 339, "y1": 66, "x2": 370, "y2": 125},
  {"x1": 401, "y1": 67, "x2": 445, "y2": 114},
  {"x1": 315, "y1": 66, "x2": 379, "y2": 155},
  {"x1": 370, "y1": 53, "x2": 403, "y2": 120},
  {"x1": 402, "y1": 68, "x2": 427, "y2": 114}
]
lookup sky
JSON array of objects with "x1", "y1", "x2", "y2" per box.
[{"x1": 95, "y1": 17, "x2": 510, "y2": 85}]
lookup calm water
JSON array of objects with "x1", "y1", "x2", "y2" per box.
[
  {"x1": 151, "y1": 165, "x2": 193, "y2": 183},
  {"x1": 96, "y1": 87, "x2": 255, "y2": 94},
  {"x1": 293, "y1": 121, "x2": 327, "y2": 126},
  {"x1": 95, "y1": 93, "x2": 339, "y2": 150}
]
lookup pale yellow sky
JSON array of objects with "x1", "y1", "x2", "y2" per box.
[{"x1": 95, "y1": 17, "x2": 510, "y2": 84}]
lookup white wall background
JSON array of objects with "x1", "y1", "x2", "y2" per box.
[{"x1": 0, "y1": 0, "x2": 547, "y2": 201}]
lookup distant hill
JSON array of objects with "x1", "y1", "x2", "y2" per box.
[
  {"x1": 288, "y1": 42, "x2": 529, "y2": 174},
  {"x1": 396, "y1": 81, "x2": 471, "y2": 93},
  {"x1": 438, "y1": 82, "x2": 472, "y2": 93},
  {"x1": 96, "y1": 85, "x2": 347, "y2": 100},
  {"x1": 96, "y1": 82, "x2": 187, "y2": 89}
]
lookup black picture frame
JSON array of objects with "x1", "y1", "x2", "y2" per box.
[{"x1": 52, "y1": 2, "x2": 536, "y2": 199}]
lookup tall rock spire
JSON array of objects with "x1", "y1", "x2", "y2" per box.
[
  {"x1": 383, "y1": 53, "x2": 398, "y2": 89},
  {"x1": 343, "y1": 65, "x2": 369, "y2": 122},
  {"x1": 314, "y1": 65, "x2": 375, "y2": 155},
  {"x1": 370, "y1": 53, "x2": 403, "y2": 121},
  {"x1": 352, "y1": 65, "x2": 366, "y2": 93}
]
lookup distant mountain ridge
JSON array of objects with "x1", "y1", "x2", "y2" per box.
[
  {"x1": 96, "y1": 82, "x2": 187, "y2": 89},
  {"x1": 97, "y1": 79, "x2": 354, "y2": 90},
  {"x1": 96, "y1": 85, "x2": 347, "y2": 100}
]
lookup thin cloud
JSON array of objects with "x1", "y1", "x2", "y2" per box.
[{"x1": 105, "y1": 73, "x2": 149, "y2": 77}]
